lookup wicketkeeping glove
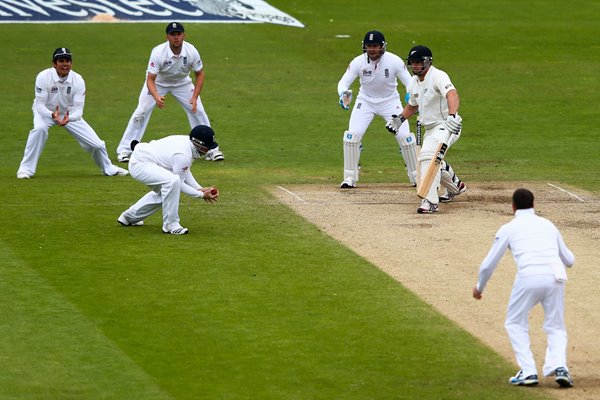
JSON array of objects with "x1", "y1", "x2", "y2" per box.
[
  {"x1": 385, "y1": 114, "x2": 406, "y2": 134},
  {"x1": 339, "y1": 90, "x2": 352, "y2": 110},
  {"x1": 445, "y1": 114, "x2": 462, "y2": 135}
]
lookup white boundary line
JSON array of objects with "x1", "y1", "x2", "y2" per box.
[
  {"x1": 547, "y1": 183, "x2": 585, "y2": 202},
  {"x1": 277, "y1": 186, "x2": 307, "y2": 204}
]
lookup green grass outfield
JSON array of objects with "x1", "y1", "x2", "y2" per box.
[{"x1": 0, "y1": 0, "x2": 597, "y2": 398}]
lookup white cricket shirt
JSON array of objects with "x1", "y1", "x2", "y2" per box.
[
  {"x1": 33, "y1": 67, "x2": 86, "y2": 121},
  {"x1": 147, "y1": 41, "x2": 203, "y2": 87},
  {"x1": 407, "y1": 66, "x2": 456, "y2": 128},
  {"x1": 337, "y1": 52, "x2": 411, "y2": 101},
  {"x1": 131, "y1": 135, "x2": 203, "y2": 196},
  {"x1": 477, "y1": 208, "x2": 575, "y2": 292}
]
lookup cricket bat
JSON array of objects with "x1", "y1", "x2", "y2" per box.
[{"x1": 417, "y1": 141, "x2": 448, "y2": 199}]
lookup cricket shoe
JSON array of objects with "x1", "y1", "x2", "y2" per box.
[
  {"x1": 205, "y1": 148, "x2": 224, "y2": 161},
  {"x1": 417, "y1": 199, "x2": 439, "y2": 214},
  {"x1": 110, "y1": 167, "x2": 129, "y2": 176},
  {"x1": 117, "y1": 213, "x2": 144, "y2": 226},
  {"x1": 508, "y1": 370, "x2": 539, "y2": 386},
  {"x1": 555, "y1": 367, "x2": 574, "y2": 388},
  {"x1": 162, "y1": 225, "x2": 189, "y2": 235},
  {"x1": 439, "y1": 181, "x2": 467, "y2": 203},
  {"x1": 340, "y1": 177, "x2": 356, "y2": 189},
  {"x1": 17, "y1": 172, "x2": 32, "y2": 179},
  {"x1": 117, "y1": 152, "x2": 131, "y2": 162}
]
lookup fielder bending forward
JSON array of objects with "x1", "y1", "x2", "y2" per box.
[
  {"x1": 118, "y1": 125, "x2": 219, "y2": 235},
  {"x1": 337, "y1": 30, "x2": 417, "y2": 189},
  {"x1": 116, "y1": 22, "x2": 224, "y2": 163},
  {"x1": 17, "y1": 48, "x2": 128, "y2": 179},
  {"x1": 386, "y1": 45, "x2": 466, "y2": 213},
  {"x1": 473, "y1": 188, "x2": 575, "y2": 388}
]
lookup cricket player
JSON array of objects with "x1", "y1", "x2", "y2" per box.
[
  {"x1": 116, "y1": 22, "x2": 224, "y2": 163},
  {"x1": 118, "y1": 125, "x2": 220, "y2": 235},
  {"x1": 386, "y1": 45, "x2": 466, "y2": 213},
  {"x1": 473, "y1": 188, "x2": 575, "y2": 388},
  {"x1": 338, "y1": 30, "x2": 417, "y2": 189},
  {"x1": 17, "y1": 47, "x2": 128, "y2": 179}
]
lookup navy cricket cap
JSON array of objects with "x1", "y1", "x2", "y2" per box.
[
  {"x1": 166, "y1": 22, "x2": 185, "y2": 34},
  {"x1": 52, "y1": 47, "x2": 72, "y2": 61}
]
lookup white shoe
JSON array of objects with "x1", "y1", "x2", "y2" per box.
[
  {"x1": 117, "y1": 152, "x2": 131, "y2": 162},
  {"x1": 439, "y1": 181, "x2": 467, "y2": 203},
  {"x1": 205, "y1": 148, "x2": 224, "y2": 161},
  {"x1": 17, "y1": 172, "x2": 32, "y2": 179},
  {"x1": 340, "y1": 177, "x2": 356, "y2": 189},
  {"x1": 117, "y1": 213, "x2": 144, "y2": 226},
  {"x1": 112, "y1": 167, "x2": 129, "y2": 176},
  {"x1": 417, "y1": 199, "x2": 439, "y2": 214},
  {"x1": 162, "y1": 225, "x2": 189, "y2": 235}
]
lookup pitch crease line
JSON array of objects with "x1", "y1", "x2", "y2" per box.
[
  {"x1": 546, "y1": 183, "x2": 585, "y2": 202},
  {"x1": 277, "y1": 186, "x2": 307, "y2": 204}
]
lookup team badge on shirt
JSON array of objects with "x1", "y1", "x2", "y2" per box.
[
  {"x1": 67, "y1": 86, "x2": 71, "y2": 94},
  {"x1": 385, "y1": 69, "x2": 389, "y2": 78},
  {"x1": 183, "y1": 57, "x2": 187, "y2": 65}
]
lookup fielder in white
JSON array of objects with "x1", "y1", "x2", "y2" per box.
[
  {"x1": 473, "y1": 188, "x2": 575, "y2": 388},
  {"x1": 17, "y1": 48, "x2": 128, "y2": 179},
  {"x1": 116, "y1": 22, "x2": 224, "y2": 163},
  {"x1": 118, "y1": 125, "x2": 220, "y2": 235},
  {"x1": 337, "y1": 30, "x2": 417, "y2": 188},
  {"x1": 386, "y1": 45, "x2": 466, "y2": 213}
]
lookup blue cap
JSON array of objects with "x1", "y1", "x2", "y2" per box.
[{"x1": 166, "y1": 22, "x2": 184, "y2": 34}]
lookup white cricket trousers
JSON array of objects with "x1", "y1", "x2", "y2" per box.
[
  {"x1": 18, "y1": 112, "x2": 119, "y2": 176},
  {"x1": 123, "y1": 160, "x2": 183, "y2": 231},
  {"x1": 504, "y1": 274, "x2": 568, "y2": 377},
  {"x1": 116, "y1": 82, "x2": 210, "y2": 155}
]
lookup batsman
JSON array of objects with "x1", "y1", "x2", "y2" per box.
[{"x1": 386, "y1": 45, "x2": 466, "y2": 214}]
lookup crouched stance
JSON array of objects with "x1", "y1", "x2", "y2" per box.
[{"x1": 118, "y1": 125, "x2": 219, "y2": 235}]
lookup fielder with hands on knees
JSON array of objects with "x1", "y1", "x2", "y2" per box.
[
  {"x1": 116, "y1": 22, "x2": 224, "y2": 163},
  {"x1": 17, "y1": 47, "x2": 128, "y2": 179},
  {"x1": 386, "y1": 45, "x2": 466, "y2": 213},
  {"x1": 118, "y1": 125, "x2": 220, "y2": 235},
  {"x1": 473, "y1": 188, "x2": 575, "y2": 388},
  {"x1": 337, "y1": 30, "x2": 418, "y2": 189}
]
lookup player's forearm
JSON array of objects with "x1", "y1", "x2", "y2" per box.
[
  {"x1": 193, "y1": 70, "x2": 205, "y2": 97},
  {"x1": 68, "y1": 101, "x2": 84, "y2": 121},
  {"x1": 446, "y1": 90, "x2": 460, "y2": 115},
  {"x1": 146, "y1": 75, "x2": 160, "y2": 100}
]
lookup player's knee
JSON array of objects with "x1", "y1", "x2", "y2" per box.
[{"x1": 343, "y1": 130, "x2": 362, "y2": 144}]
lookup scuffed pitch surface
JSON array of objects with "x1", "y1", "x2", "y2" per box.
[{"x1": 273, "y1": 182, "x2": 600, "y2": 398}]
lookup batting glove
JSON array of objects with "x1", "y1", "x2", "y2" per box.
[
  {"x1": 339, "y1": 90, "x2": 352, "y2": 110},
  {"x1": 385, "y1": 114, "x2": 406, "y2": 134},
  {"x1": 445, "y1": 114, "x2": 462, "y2": 135}
]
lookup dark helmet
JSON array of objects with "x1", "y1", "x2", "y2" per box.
[
  {"x1": 407, "y1": 45, "x2": 433, "y2": 75},
  {"x1": 189, "y1": 125, "x2": 218, "y2": 155},
  {"x1": 362, "y1": 30, "x2": 387, "y2": 56}
]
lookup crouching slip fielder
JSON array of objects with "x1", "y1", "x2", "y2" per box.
[
  {"x1": 338, "y1": 30, "x2": 417, "y2": 188},
  {"x1": 386, "y1": 45, "x2": 466, "y2": 213},
  {"x1": 118, "y1": 125, "x2": 219, "y2": 235},
  {"x1": 116, "y1": 22, "x2": 223, "y2": 163},
  {"x1": 17, "y1": 47, "x2": 128, "y2": 179}
]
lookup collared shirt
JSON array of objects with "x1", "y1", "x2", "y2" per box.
[
  {"x1": 33, "y1": 67, "x2": 86, "y2": 120},
  {"x1": 147, "y1": 41, "x2": 202, "y2": 87},
  {"x1": 130, "y1": 135, "x2": 203, "y2": 197},
  {"x1": 407, "y1": 65, "x2": 455, "y2": 128},
  {"x1": 477, "y1": 208, "x2": 575, "y2": 292},
  {"x1": 337, "y1": 51, "x2": 411, "y2": 101}
]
